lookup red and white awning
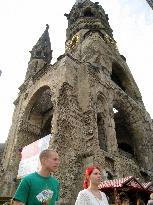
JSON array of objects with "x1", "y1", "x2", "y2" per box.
[
  {"x1": 142, "y1": 182, "x2": 151, "y2": 188},
  {"x1": 98, "y1": 176, "x2": 144, "y2": 190},
  {"x1": 142, "y1": 182, "x2": 153, "y2": 192}
]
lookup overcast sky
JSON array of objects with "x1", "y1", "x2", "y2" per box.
[{"x1": 0, "y1": 0, "x2": 153, "y2": 143}]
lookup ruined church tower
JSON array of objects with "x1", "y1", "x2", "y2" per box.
[{"x1": 0, "y1": 0, "x2": 153, "y2": 203}]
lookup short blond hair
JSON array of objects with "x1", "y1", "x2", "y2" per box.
[
  {"x1": 39, "y1": 149, "x2": 57, "y2": 162},
  {"x1": 150, "y1": 193, "x2": 153, "y2": 200}
]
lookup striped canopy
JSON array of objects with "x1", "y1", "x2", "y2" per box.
[
  {"x1": 142, "y1": 182, "x2": 153, "y2": 192},
  {"x1": 99, "y1": 176, "x2": 144, "y2": 190}
]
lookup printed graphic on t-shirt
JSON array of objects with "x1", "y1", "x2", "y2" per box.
[{"x1": 36, "y1": 189, "x2": 53, "y2": 203}]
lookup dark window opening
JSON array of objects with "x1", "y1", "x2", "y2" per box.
[
  {"x1": 28, "y1": 87, "x2": 53, "y2": 140},
  {"x1": 40, "y1": 116, "x2": 52, "y2": 138},
  {"x1": 111, "y1": 62, "x2": 129, "y2": 93},
  {"x1": 44, "y1": 52, "x2": 48, "y2": 58},
  {"x1": 113, "y1": 106, "x2": 135, "y2": 157},
  {"x1": 17, "y1": 86, "x2": 53, "y2": 166},
  {"x1": 36, "y1": 51, "x2": 41, "y2": 57},
  {"x1": 84, "y1": 8, "x2": 94, "y2": 17},
  {"x1": 106, "y1": 171, "x2": 113, "y2": 180},
  {"x1": 97, "y1": 113, "x2": 107, "y2": 151},
  {"x1": 29, "y1": 89, "x2": 52, "y2": 116},
  {"x1": 111, "y1": 62, "x2": 141, "y2": 102},
  {"x1": 118, "y1": 143, "x2": 134, "y2": 155},
  {"x1": 140, "y1": 171, "x2": 150, "y2": 181},
  {"x1": 111, "y1": 69, "x2": 126, "y2": 91}
]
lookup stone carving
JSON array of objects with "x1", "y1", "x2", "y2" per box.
[
  {"x1": 103, "y1": 34, "x2": 118, "y2": 50},
  {"x1": 65, "y1": 34, "x2": 80, "y2": 51}
]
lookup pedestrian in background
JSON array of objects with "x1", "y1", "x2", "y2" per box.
[{"x1": 147, "y1": 193, "x2": 153, "y2": 205}]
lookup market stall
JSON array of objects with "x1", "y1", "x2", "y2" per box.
[
  {"x1": 99, "y1": 176, "x2": 150, "y2": 205},
  {"x1": 142, "y1": 182, "x2": 153, "y2": 193}
]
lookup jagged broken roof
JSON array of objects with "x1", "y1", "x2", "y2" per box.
[{"x1": 75, "y1": 0, "x2": 86, "y2": 5}]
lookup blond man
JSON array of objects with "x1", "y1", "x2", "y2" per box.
[{"x1": 13, "y1": 149, "x2": 60, "y2": 205}]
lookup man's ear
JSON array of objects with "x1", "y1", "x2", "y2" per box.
[{"x1": 40, "y1": 157, "x2": 45, "y2": 165}]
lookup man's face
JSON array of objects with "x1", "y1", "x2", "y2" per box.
[{"x1": 44, "y1": 151, "x2": 60, "y2": 172}]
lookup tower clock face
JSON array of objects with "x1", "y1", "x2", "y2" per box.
[{"x1": 65, "y1": 34, "x2": 80, "y2": 51}]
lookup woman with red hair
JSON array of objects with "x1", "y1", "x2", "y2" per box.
[{"x1": 75, "y1": 165, "x2": 109, "y2": 205}]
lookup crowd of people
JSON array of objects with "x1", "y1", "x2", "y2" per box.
[{"x1": 3, "y1": 149, "x2": 153, "y2": 205}]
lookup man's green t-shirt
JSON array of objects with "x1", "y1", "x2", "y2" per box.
[{"x1": 13, "y1": 172, "x2": 60, "y2": 205}]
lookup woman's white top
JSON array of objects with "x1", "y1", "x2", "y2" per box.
[{"x1": 75, "y1": 189, "x2": 109, "y2": 205}]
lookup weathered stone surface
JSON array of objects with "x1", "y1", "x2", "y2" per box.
[
  {"x1": 0, "y1": 1, "x2": 153, "y2": 204},
  {"x1": 0, "y1": 143, "x2": 5, "y2": 167},
  {"x1": 147, "y1": 0, "x2": 153, "y2": 9}
]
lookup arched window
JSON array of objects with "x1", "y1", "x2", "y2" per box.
[
  {"x1": 27, "y1": 87, "x2": 53, "y2": 140},
  {"x1": 40, "y1": 116, "x2": 52, "y2": 138},
  {"x1": 84, "y1": 7, "x2": 94, "y2": 17},
  {"x1": 106, "y1": 171, "x2": 113, "y2": 180},
  {"x1": 97, "y1": 113, "x2": 107, "y2": 151},
  {"x1": 118, "y1": 143, "x2": 134, "y2": 155},
  {"x1": 140, "y1": 171, "x2": 150, "y2": 181},
  {"x1": 111, "y1": 62, "x2": 143, "y2": 103},
  {"x1": 111, "y1": 63, "x2": 126, "y2": 92},
  {"x1": 113, "y1": 106, "x2": 135, "y2": 157}
]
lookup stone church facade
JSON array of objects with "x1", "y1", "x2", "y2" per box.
[
  {"x1": 0, "y1": 0, "x2": 153, "y2": 203},
  {"x1": 147, "y1": 0, "x2": 153, "y2": 9}
]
